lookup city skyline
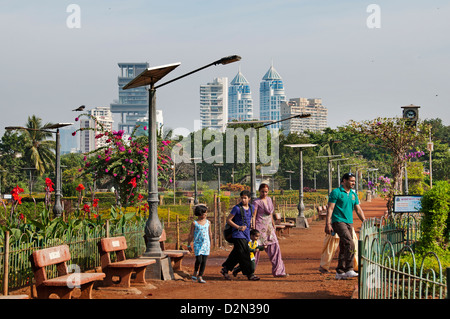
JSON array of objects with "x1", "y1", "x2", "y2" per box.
[{"x1": 0, "y1": 1, "x2": 449, "y2": 138}]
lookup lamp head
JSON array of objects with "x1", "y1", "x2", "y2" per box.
[{"x1": 216, "y1": 55, "x2": 241, "y2": 65}]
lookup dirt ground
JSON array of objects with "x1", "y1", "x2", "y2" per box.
[{"x1": 10, "y1": 197, "x2": 387, "y2": 301}]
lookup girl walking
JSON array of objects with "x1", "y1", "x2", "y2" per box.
[{"x1": 187, "y1": 204, "x2": 212, "y2": 283}]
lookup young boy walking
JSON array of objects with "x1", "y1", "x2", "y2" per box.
[{"x1": 221, "y1": 190, "x2": 260, "y2": 281}]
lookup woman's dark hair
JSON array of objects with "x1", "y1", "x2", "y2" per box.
[
  {"x1": 194, "y1": 204, "x2": 208, "y2": 216},
  {"x1": 259, "y1": 183, "x2": 269, "y2": 191}
]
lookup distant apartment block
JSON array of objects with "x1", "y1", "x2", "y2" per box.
[
  {"x1": 80, "y1": 106, "x2": 114, "y2": 153},
  {"x1": 280, "y1": 98, "x2": 328, "y2": 134},
  {"x1": 200, "y1": 77, "x2": 228, "y2": 132},
  {"x1": 228, "y1": 69, "x2": 253, "y2": 122}
]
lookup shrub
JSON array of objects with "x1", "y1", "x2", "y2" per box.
[{"x1": 417, "y1": 181, "x2": 450, "y2": 253}]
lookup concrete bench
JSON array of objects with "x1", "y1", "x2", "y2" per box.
[
  {"x1": 159, "y1": 229, "x2": 189, "y2": 271},
  {"x1": 29, "y1": 245, "x2": 105, "y2": 299},
  {"x1": 98, "y1": 236, "x2": 156, "y2": 288}
]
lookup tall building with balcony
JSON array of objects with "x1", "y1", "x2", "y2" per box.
[
  {"x1": 200, "y1": 77, "x2": 228, "y2": 132},
  {"x1": 280, "y1": 98, "x2": 328, "y2": 135},
  {"x1": 80, "y1": 106, "x2": 114, "y2": 153},
  {"x1": 259, "y1": 64, "x2": 286, "y2": 130},
  {"x1": 228, "y1": 69, "x2": 253, "y2": 122},
  {"x1": 110, "y1": 62, "x2": 149, "y2": 133}
]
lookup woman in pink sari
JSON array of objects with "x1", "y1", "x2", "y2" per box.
[{"x1": 251, "y1": 183, "x2": 288, "y2": 277}]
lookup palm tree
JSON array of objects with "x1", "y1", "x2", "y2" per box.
[{"x1": 22, "y1": 115, "x2": 56, "y2": 176}]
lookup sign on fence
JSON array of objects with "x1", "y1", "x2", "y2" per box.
[{"x1": 393, "y1": 195, "x2": 422, "y2": 213}]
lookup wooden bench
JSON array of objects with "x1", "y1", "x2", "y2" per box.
[
  {"x1": 159, "y1": 229, "x2": 189, "y2": 271},
  {"x1": 0, "y1": 294, "x2": 29, "y2": 299},
  {"x1": 274, "y1": 213, "x2": 294, "y2": 235},
  {"x1": 29, "y1": 245, "x2": 105, "y2": 299},
  {"x1": 318, "y1": 205, "x2": 328, "y2": 220},
  {"x1": 98, "y1": 236, "x2": 156, "y2": 288}
]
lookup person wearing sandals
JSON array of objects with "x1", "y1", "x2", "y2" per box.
[
  {"x1": 221, "y1": 190, "x2": 260, "y2": 281},
  {"x1": 251, "y1": 183, "x2": 288, "y2": 277},
  {"x1": 187, "y1": 204, "x2": 211, "y2": 283}
]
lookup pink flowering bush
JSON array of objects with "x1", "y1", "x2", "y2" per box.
[{"x1": 72, "y1": 113, "x2": 173, "y2": 206}]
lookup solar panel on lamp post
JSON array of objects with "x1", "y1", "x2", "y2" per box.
[{"x1": 122, "y1": 56, "x2": 241, "y2": 259}]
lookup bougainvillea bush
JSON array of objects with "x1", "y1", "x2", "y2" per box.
[{"x1": 72, "y1": 113, "x2": 173, "y2": 206}]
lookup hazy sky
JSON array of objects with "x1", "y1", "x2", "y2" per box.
[{"x1": 0, "y1": 0, "x2": 449, "y2": 138}]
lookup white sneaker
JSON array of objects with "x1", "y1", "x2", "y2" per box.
[
  {"x1": 345, "y1": 270, "x2": 358, "y2": 278},
  {"x1": 335, "y1": 272, "x2": 347, "y2": 280}
]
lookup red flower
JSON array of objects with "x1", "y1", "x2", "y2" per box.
[
  {"x1": 45, "y1": 178, "x2": 54, "y2": 192},
  {"x1": 93, "y1": 198, "x2": 99, "y2": 208},
  {"x1": 72, "y1": 131, "x2": 76, "y2": 136},
  {"x1": 19, "y1": 213, "x2": 25, "y2": 220},
  {"x1": 82, "y1": 204, "x2": 90, "y2": 213},
  {"x1": 11, "y1": 185, "x2": 24, "y2": 204},
  {"x1": 128, "y1": 177, "x2": 137, "y2": 188},
  {"x1": 137, "y1": 194, "x2": 144, "y2": 202},
  {"x1": 76, "y1": 184, "x2": 85, "y2": 192}
]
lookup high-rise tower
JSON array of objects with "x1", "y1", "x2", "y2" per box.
[
  {"x1": 110, "y1": 62, "x2": 149, "y2": 133},
  {"x1": 259, "y1": 64, "x2": 286, "y2": 130},
  {"x1": 200, "y1": 77, "x2": 228, "y2": 132},
  {"x1": 228, "y1": 69, "x2": 253, "y2": 122}
]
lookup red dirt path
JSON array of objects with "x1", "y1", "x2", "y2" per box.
[
  {"x1": 9, "y1": 197, "x2": 387, "y2": 300},
  {"x1": 94, "y1": 196, "x2": 387, "y2": 299}
]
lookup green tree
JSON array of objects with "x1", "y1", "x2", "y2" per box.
[
  {"x1": 347, "y1": 117, "x2": 430, "y2": 210},
  {"x1": 0, "y1": 130, "x2": 28, "y2": 192},
  {"x1": 21, "y1": 115, "x2": 56, "y2": 176}
]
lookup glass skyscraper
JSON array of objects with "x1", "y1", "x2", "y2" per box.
[
  {"x1": 228, "y1": 69, "x2": 253, "y2": 122},
  {"x1": 259, "y1": 64, "x2": 286, "y2": 130}
]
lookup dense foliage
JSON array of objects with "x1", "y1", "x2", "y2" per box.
[{"x1": 417, "y1": 180, "x2": 450, "y2": 253}]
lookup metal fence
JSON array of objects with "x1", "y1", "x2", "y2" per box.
[
  {"x1": 1, "y1": 219, "x2": 147, "y2": 294},
  {"x1": 358, "y1": 214, "x2": 449, "y2": 299}
]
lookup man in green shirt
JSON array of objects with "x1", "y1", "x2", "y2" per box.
[{"x1": 325, "y1": 173, "x2": 366, "y2": 280}]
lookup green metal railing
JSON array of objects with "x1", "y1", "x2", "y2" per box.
[
  {"x1": 359, "y1": 215, "x2": 448, "y2": 299},
  {"x1": 1, "y1": 219, "x2": 147, "y2": 294}
]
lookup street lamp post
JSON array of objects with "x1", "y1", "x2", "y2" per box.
[
  {"x1": 227, "y1": 113, "x2": 311, "y2": 201},
  {"x1": 6, "y1": 123, "x2": 72, "y2": 218},
  {"x1": 284, "y1": 144, "x2": 317, "y2": 228},
  {"x1": 316, "y1": 155, "x2": 342, "y2": 195},
  {"x1": 191, "y1": 157, "x2": 201, "y2": 205},
  {"x1": 285, "y1": 170, "x2": 294, "y2": 190},
  {"x1": 313, "y1": 170, "x2": 319, "y2": 190},
  {"x1": 330, "y1": 158, "x2": 348, "y2": 188},
  {"x1": 427, "y1": 129, "x2": 433, "y2": 188},
  {"x1": 123, "y1": 56, "x2": 240, "y2": 260}
]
